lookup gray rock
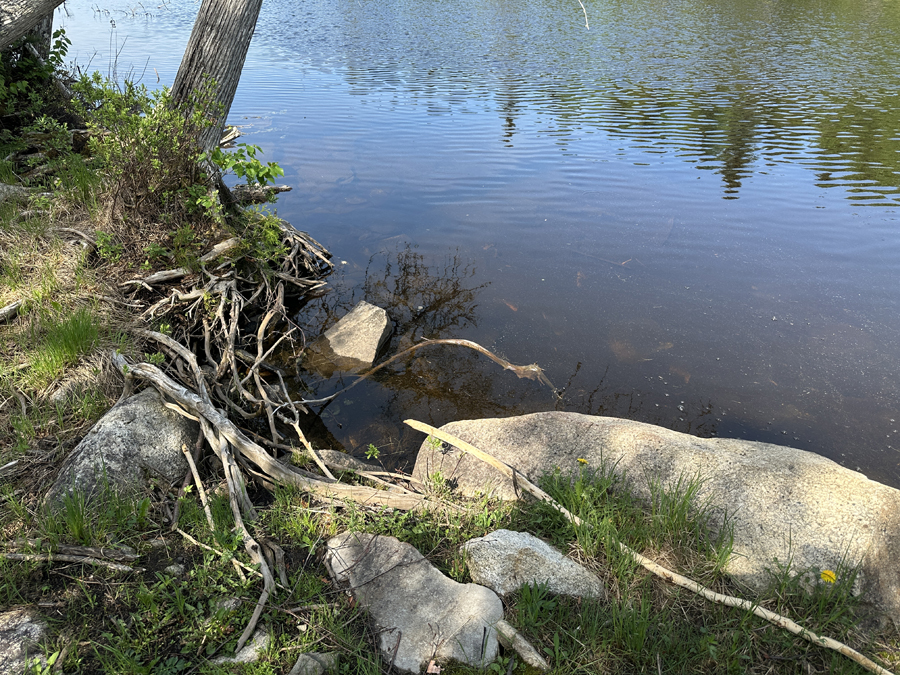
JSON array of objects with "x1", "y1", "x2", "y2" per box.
[
  {"x1": 325, "y1": 532, "x2": 503, "y2": 673},
  {"x1": 304, "y1": 301, "x2": 391, "y2": 375},
  {"x1": 163, "y1": 563, "x2": 186, "y2": 576},
  {"x1": 0, "y1": 183, "x2": 31, "y2": 204},
  {"x1": 288, "y1": 652, "x2": 338, "y2": 675},
  {"x1": 463, "y1": 529, "x2": 606, "y2": 599},
  {"x1": 412, "y1": 412, "x2": 900, "y2": 624},
  {"x1": 212, "y1": 628, "x2": 269, "y2": 664},
  {"x1": 44, "y1": 388, "x2": 196, "y2": 506},
  {"x1": 0, "y1": 608, "x2": 48, "y2": 674}
]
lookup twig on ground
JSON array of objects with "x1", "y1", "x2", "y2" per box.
[{"x1": 0, "y1": 552, "x2": 143, "y2": 573}]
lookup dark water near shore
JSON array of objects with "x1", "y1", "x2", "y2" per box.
[{"x1": 60, "y1": 0, "x2": 900, "y2": 483}]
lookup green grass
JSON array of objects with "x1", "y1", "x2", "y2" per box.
[{"x1": 1, "y1": 463, "x2": 896, "y2": 674}]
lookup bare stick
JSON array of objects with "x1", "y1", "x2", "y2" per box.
[
  {"x1": 301, "y1": 338, "x2": 557, "y2": 406},
  {"x1": 405, "y1": 419, "x2": 576, "y2": 518},
  {"x1": 181, "y1": 443, "x2": 215, "y2": 531},
  {"x1": 1, "y1": 552, "x2": 142, "y2": 573},
  {"x1": 578, "y1": 0, "x2": 589, "y2": 29},
  {"x1": 405, "y1": 420, "x2": 895, "y2": 675},
  {"x1": 0, "y1": 299, "x2": 23, "y2": 323}
]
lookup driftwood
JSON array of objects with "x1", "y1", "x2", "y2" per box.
[
  {"x1": 405, "y1": 420, "x2": 895, "y2": 675},
  {"x1": 495, "y1": 619, "x2": 549, "y2": 672},
  {"x1": 0, "y1": 552, "x2": 142, "y2": 573},
  {"x1": 120, "y1": 237, "x2": 241, "y2": 287},
  {"x1": 0, "y1": 299, "x2": 23, "y2": 322},
  {"x1": 230, "y1": 184, "x2": 292, "y2": 205}
]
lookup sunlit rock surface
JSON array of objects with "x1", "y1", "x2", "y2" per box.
[
  {"x1": 0, "y1": 608, "x2": 48, "y2": 674},
  {"x1": 325, "y1": 532, "x2": 502, "y2": 673},
  {"x1": 303, "y1": 301, "x2": 391, "y2": 375},
  {"x1": 413, "y1": 412, "x2": 900, "y2": 625},
  {"x1": 44, "y1": 388, "x2": 195, "y2": 506},
  {"x1": 463, "y1": 529, "x2": 607, "y2": 599}
]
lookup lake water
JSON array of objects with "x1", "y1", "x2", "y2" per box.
[{"x1": 58, "y1": 0, "x2": 900, "y2": 484}]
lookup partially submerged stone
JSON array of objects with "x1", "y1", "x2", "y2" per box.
[
  {"x1": 44, "y1": 388, "x2": 196, "y2": 506},
  {"x1": 304, "y1": 301, "x2": 391, "y2": 376},
  {"x1": 413, "y1": 412, "x2": 900, "y2": 624},
  {"x1": 0, "y1": 608, "x2": 48, "y2": 674},
  {"x1": 463, "y1": 529, "x2": 606, "y2": 599},
  {"x1": 325, "y1": 532, "x2": 503, "y2": 673}
]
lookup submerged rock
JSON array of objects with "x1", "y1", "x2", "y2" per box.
[
  {"x1": 413, "y1": 412, "x2": 900, "y2": 625},
  {"x1": 463, "y1": 529, "x2": 606, "y2": 599},
  {"x1": 325, "y1": 532, "x2": 502, "y2": 673},
  {"x1": 303, "y1": 301, "x2": 391, "y2": 375},
  {"x1": 44, "y1": 388, "x2": 196, "y2": 506}
]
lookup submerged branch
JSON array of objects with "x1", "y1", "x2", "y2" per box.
[{"x1": 301, "y1": 338, "x2": 558, "y2": 406}]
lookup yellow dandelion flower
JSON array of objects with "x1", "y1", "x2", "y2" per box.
[
  {"x1": 577, "y1": 458, "x2": 588, "y2": 465},
  {"x1": 821, "y1": 569, "x2": 836, "y2": 584}
]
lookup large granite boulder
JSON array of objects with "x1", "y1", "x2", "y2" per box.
[
  {"x1": 45, "y1": 388, "x2": 196, "y2": 505},
  {"x1": 325, "y1": 532, "x2": 503, "y2": 673},
  {"x1": 462, "y1": 529, "x2": 607, "y2": 599},
  {"x1": 303, "y1": 301, "x2": 391, "y2": 375},
  {"x1": 413, "y1": 412, "x2": 900, "y2": 624}
]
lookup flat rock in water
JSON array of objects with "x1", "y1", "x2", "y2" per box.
[
  {"x1": 304, "y1": 301, "x2": 391, "y2": 375},
  {"x1": 325, "y1": 532, "x2": 502, "y2": 673},
  {"x1": 412, "y1": 412, "x2": 900, "y2": 624},
  {"x1": 44, "y1": 388, "x2": 196, "y2": 506},
  {"x1": 0, "y1": 608, "x2": 48, "y2": 674},
  {"x1": 462, "y1": 529, "x2": 607, "y2": 599}
]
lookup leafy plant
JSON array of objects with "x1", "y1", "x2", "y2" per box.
[
  {"x1": 516, "y1": 580, "x2": 558, "y2": 631},
  {"x1": 95, "y1": 231, "x2": 122, "y2": 263},
  {"x1": 202, "y1": 143, "x2": 284, "y2": 188},
  {"x1": 365, "y1": 444, "x2": 380, "y2": 460}
]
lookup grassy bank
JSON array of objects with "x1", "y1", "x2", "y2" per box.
[{"x1": 3, "y1": 457, "x2": 898, "y2": 673}]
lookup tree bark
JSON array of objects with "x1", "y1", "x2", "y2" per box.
[
  {"x1": 25, "y1": 10, "x2": 52, "y2": 60},
  {"x1": 170, "y1": 0, "x2": 264, "y2": 154},
  {"x1": 0, "y1": 0, "x2": 63, "y2": 53}
]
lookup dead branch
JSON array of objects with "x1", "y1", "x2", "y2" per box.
[
  {"x1": 1, "y1": 551, "x2": 143, "y2": 573},
  {"x1": 300, "y1": 338, "x2": 558, "y2": 407},
  {"x1": 0, "y1": 299, "x2": 23, "y2": 322},
  {"x1": 230, "y1": 184, "x2": 292, "y2": 205}
]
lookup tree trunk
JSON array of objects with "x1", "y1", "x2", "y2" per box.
[
  {"x1": 0, "y1": 0, "x2": 63, "y2": 53},
  {"x1": 25, "y1": 10, "x2": 53, "y2": 60},
  {"x1": 170, "y1": 0, "x2": 264, "y2": 154}
]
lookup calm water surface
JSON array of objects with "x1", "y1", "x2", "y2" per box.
[{"x1": 60, "y1": 0, "x2": 900, "y2": 483}]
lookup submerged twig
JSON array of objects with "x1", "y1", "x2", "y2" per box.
[{"x1": 301, "y1": 338, "x2": 557, "y2": 406}]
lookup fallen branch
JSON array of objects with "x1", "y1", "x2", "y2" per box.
[
  {"x1": 1, "y1": 552, "x2": 142, "y2": 573},
  {"x1": 495, "y1": 619, "x2": 549, "y2": 672},
  {"x1": 301, "y1": 338, "x2": 557, "y2": 406},
  {"x1": 0, "y1": 299, "x2": 23, "y2": 323},
  {"x1": 230, "y1": 184, "x2": 292, "y2": 205},
  {"x1": 112, "y1": 355, "x2": 460, "y2": 511},
  {"x1": 405, "y1": 420, "x2": 895, "y2": 675},
  {"x1": 4, "y1": 539, "x2": 139, "y2": 561}
]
